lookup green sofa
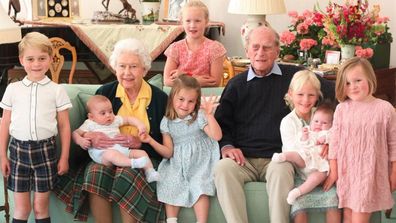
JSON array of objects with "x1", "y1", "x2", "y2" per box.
[{"x1": 32, "y1": 76, "x2": 383, "y2": 222}]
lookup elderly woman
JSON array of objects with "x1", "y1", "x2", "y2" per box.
[{"x1": 81, "y1": 38, "x2": 167, "y2": 222}]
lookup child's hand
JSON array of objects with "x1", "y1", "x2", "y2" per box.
[
  {"x1": 0, "y1": 157, "x2": 10, "y2": 177},
  {"x1": 316, "y1": 135, "x2": 326, "y2": 145},
  {"x1": 200, "y1": 95, "x2": 220, "y2": 115},
  {"x1": 57, "y1": 157, "x2": 69, "y2": 175},
  {"x1": 139, "y1": 132, "x2": 152, "y2": 143},
  {"x1": 301, "y1": 127, "x2": 309, "y2": 141},
  {"x1": 169, "y1": 69, "x2": 181, "y2": 82},
  {"x1": 390, "y1": 165, "x2": 396, "y2": 192},
  {"x1": 137, "y1": 125, "x2": 147, "y2": 136},
  {"x1": 323, "y1": 168, "x2": 337, "y2": 191}
]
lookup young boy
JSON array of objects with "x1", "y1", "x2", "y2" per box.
[
  {"x1": 0, "y1": 32, "x2": 72, "y2": 223},
  {"x1": 72, "y1": 95, "x2": 159, "y2": 183}
]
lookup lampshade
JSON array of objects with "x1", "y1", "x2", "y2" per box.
[
  {"x1": 228, "y1": 0, "x2": 286, "y2": 46},
  {"x1": 228, "y1": 0, "x2": 286, "y2": 15},
  {"x1": 0, "y1": 5, "x2": 21, "y2": 44}
]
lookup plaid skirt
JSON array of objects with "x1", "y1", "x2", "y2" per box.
[{"x1": 54, "y1": 160, "x2": 165, "y2": 222}]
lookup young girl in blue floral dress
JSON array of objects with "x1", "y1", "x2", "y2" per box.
[{"x1": 140, "y1": 74, "x2": 221, "y2": 223}]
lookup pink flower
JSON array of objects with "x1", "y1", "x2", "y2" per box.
[
  {"x1": 355, "y1": 46, "x2": 374, "y2": 58},
  {"x1": 302, "y1": 10, "x2": 313, "y2": 18},
  {"x1": 299, "y1": 39, "x2": 318, "y2": 51},
  {"x1": 288, "y1": 11, "x2": 298, "y2": 18},
  {"x1": 322, "y1": 37, "x2": 336, "y2": 46},
  {"x1": 280, "y1": 31, "x2": 296, "y2": 45},
  {"x1": 297, "y1": 23, "x2": 309, "y2": 34}
]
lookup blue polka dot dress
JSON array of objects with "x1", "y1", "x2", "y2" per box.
[{"x1": 157, "y1": 111, "x2": 220, "y2": 207}]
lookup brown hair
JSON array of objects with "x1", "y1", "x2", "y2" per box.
[
  {"x1": 313, "y1": 100, "x2": 336, "y2": 122},
  {"x1": 165, "y1": 74, "x2": 201, "y2": 123},
  {"x1": 336, "y1": 57, "x2": 377, "y2": 102},
  {"x1": 86, "y1": 95, "x2": 111, "y2": 113},
  {"x1": 18, "y1": 32, "x2": 53, "y2": 57}
]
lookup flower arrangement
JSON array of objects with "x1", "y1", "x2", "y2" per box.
[
  {"x1": 280, "y1": 10, "x2": 333, "y2": 61},
  {"x1": 321, "y1": 0, "x2": 392, "y2": 47},
  {"x1": 280, "y1": 0, "x2": 393, "y2": 61}
]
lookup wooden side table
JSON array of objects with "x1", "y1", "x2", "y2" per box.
[{"x1": 0, "y1": 177, "x2": 10, "y2": 223}]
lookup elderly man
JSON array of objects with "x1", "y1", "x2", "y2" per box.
[{"x1": 214, "y1": 26, "x2": 335, "y2": 223}]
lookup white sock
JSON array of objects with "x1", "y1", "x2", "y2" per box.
[
  {"x1": 287, "y1": 188, "x2": 302, "y2": 205},
  {"x1": 131, "y1": 157, "x2": 148, "y2": 168},
  {"x1": 146, "y1": 168, "x2": 160, "y2": 183},
  {"x1": 272, "y1": 153, "x2": 286, "y2": 163},
  {"x1": 166, "y1": 217, "x2": 177, "y2": 223}
]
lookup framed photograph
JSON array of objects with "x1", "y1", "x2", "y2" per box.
[
  {"x1": 32, "y1": 0, "x2": 47, "y2": 20},
  {"x1": 46, "y1": 0, "x2": 71, "y2": 18},
  {"x1": 163, "y1": 0, "x2": 188, "y2": 21},
  {"x1": 325, "y1": 50, "x2": 341, "y2": 64}
]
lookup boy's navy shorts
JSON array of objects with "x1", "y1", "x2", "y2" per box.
[{"x1": 8, "y1": 136, "x2": 58, "y2": 192}]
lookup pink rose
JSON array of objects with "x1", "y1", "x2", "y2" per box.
[
  {"x1": 300, "y1": 39, "x2": 318, "y2": 51},
  {"x1": 280, "y1": 31, "x2": 296, "y2": 45}
]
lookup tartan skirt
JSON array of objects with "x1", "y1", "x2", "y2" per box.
[{"x1": 54, "y1": 160, "x2": 165, "y2": 222}]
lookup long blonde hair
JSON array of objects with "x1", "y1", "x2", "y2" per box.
[
  {"x1": 335, "y1": 57, "x2": 377, "y2": 102},
  {"x1": 166, "y1": 74, "x2": 201, "y2": 123}
]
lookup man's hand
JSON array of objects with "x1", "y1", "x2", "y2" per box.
[{"x1": 221, "y1": 146, "x2": 246, "y2": 166}]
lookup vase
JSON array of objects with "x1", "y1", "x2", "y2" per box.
[
  {"x1": 340, "y1": 44, "x2": 355, "y2": 62},
  {"x1": 370, "y1": 43, "x2": 390, "y2": 69},
  {"x1": 141, "y1": 2, "x2": 160, "y2": 24}
]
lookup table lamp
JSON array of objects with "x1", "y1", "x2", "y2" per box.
[
  {"x1": 0, "y1": 5, "x2": 21, "y2": 44},
  {"x1": 228, "y1": 0, "x2": 286, "y2": 46}
]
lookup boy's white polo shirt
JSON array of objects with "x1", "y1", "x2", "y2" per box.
[{"x1": 0, "y1": 76, "x2": 72, "y2": 141}]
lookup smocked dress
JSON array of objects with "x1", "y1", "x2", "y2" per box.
[
  {"x1": 157, "y1": 111, "x2": 220, "y2": 207},
  {"x1": 164, "y1": 38, "x2": 226, "y2": 77},
  {"x1": 329, "y1": 98, "x2": 396, "y2": 212}
]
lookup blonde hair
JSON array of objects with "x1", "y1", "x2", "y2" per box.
[
  {"x1": 18, "y1": 32, "x2": 53, "y2": 57},
  {"x1": 180, "y1": 0, "x2": 209, "y2": 21},
  {"x1": 86, "y1": 95, "x2": 111, "y2": 113},
  {"x1": 284, "y1": 70, "x2": 323, "y2": 109},
  {"x1": 166, "y1": 74, "x2": 201, "y2": 123},
  {"x1": 336, "y1": 57, "x2": 377, "y2": 102}
]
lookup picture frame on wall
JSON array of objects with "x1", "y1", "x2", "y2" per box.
[
  {"x1": 46, "y1": 0, "x2": 71, "y2": 18},
  {"x1": 163, "y1": 0, "x2": 188, "y2": 22}
]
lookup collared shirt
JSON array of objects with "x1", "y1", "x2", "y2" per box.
[
  {"x1": 247, "y1": 62, "x2": 282, "y2": 81},
  {"x1": 0, "y1": 76, "x2": 72, "y2": 140},
  {"x1": 220, "y1": 62, "x2": 283, "y2": 151}
]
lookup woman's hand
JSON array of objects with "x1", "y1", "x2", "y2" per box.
[
  {"x1": 0, "y1": 156, "x2": 10, "y2": 177},
  {"x1": 113, "y1": 134, "x2": 142, "y2": 149},
  {"x1": 85, "y1": 131, "x2": 116, "y2": 149},
  {"x1": 200, "y1": 95, "x2": 220, "y2": 116}
]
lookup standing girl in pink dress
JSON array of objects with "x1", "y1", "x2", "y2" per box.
[
  {"x1": 324, "y1": 57, "x2": 396, "y2": 223},
  {"x1": 163, "y1": 0, "x2": 226, "y2": 87}
]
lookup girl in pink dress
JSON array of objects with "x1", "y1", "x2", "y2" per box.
[
  {"x1": 163, "y1": 0, "x2": 226, "y2": 87},
  {"x1": 323, "y1": 57, "x2": 396, "y2": 223}
]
